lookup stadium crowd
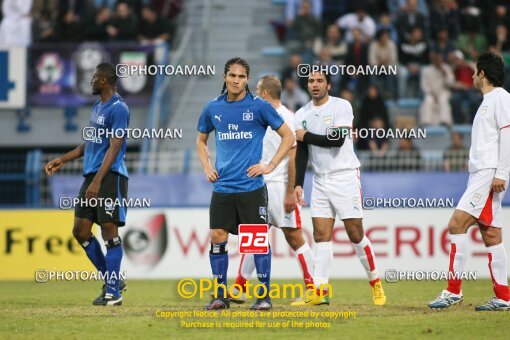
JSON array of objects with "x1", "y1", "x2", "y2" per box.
[{"x1": 0, "y1": 0, "x2": 182, "y2": 46}]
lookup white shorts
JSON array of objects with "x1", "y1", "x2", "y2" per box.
[
  {"x1": 266, "y1": 181, "x2": 302, "y2": 229},
  {"x1": 311, "y1": 169, "x2": 363, "y2": 220},
  {"x1": 457, "y1": 169, "x2": 506, "y2": 228}
]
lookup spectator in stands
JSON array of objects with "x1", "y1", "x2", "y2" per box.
[
  {"x1": 387, "y1": 0, "x2": 429, "y2": 19},
  {"x1": 456, "y1": 22, "x2": 487, "y2": 61},
  {"x1": 87, "y1": 6, "x2": 112, "y2": 41},
  {"x1": 377, "y1": 13, "x2": 398, "y2": 43},
  {"x1": 430, "y1": 0, "x2": 461, "y2": 41},
  {"x1": 358, "y1": 84, "x2": 390, "y2": 130},
  {"x1": 313, "y1": 24, "x2": 348, "y2": 63},
  {"x1": 398, "y1": 26, "x2": 428, "y2": 98},
  {"x1": 457, "y1": 0, "x2": 489, "y2": 35},
  {"x1": 281, "y1": 53, "x2": 308, "y2": 92},
  {"x1": 367, "y1": 116, "x2": 390, "y2": 157},
  {"x1": 321, "y1": 0, "x2": 347, "y2": 29},
  {"x1": 286, "y1": 0, "x2": 322, "y2": 26},
  {"x1": 443, "y1": 131, "x2": 468, "y2": 171},
  {"x1": 315, "y1": 47, "x2": 341, "y2": 94},
  {"x1": 286, "y1": 0, "x2": 322, "y2": 54},
  {"x1": 106, "y1": 1, "x2": 138, "y2": 41},
  {"x1": 281, "y1": 77, "x2": 310, "y2": 112},
  {"x1": 368, "y1": 29, "x2": 398, "y2": 99},
  {"x1": 58, "y1": 0, "x2": 89, "y2": 23},
  {"x1": 488, "y1": 24, "x2": 510, "y2": 55},
  {"x1": 488, "y1": 4, "x2": 510, "y2": 37},
  {"x1": 138, "y1": 5, "x2": 171, "y2": 44},
  {"x1": 449, "y1": 50, "x2": 480, "y2": 123},
  {"x1": 344, "y1": 27, "x2": 370, "y2": 93},
  {"x1": 32, "y1": 9, "x2": 56, "y2": 42},
  {"x1": 0, "y1": 0, "x2": 33, "y2": 47},
  {"x1": 336, "y1": 5, "x2": 376, "y2": 43},
  {"x1": 419, "y1": 50, "x2": 454, "y2": 127},
  {"x1": 430, "y1": 27, "x2": 455, "y2": 61},
  {"x1": 391, "y1": 138, "x2": 422, "y2": 171},
  {"x1": 92, "y1": 0, "x2": 117, "y2": 10},
  {"x1": 56, "y1": 8, "x2": 83, "y2": 41},
  {"x1": 395, "y1": 0, "x2": 427, "y2": 43},
  {"x1": 151, "y1": 0, "x2": 184, "y2": 20}
]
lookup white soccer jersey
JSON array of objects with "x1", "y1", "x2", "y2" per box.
[
  {"x1": 262, "y1": 105, "x2": 296, "y2": 182},
  {"x1": 294, "y1": 96, "x2": 360, "y2": 174},
  {"x1": 469, "y1": 87, "x2": 510, "y2": 174}
]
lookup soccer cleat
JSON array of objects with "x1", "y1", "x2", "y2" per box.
[
  {"x1": 291, "y1": 291, "x2": 330, "y2": 306},
  {"x1": 475, "y1": 297, "x2": 510, "y2": 311},
  {"x1": 371, "y1": 281, "x2": 387, "y2": 306},
  {"x1": 97, "y1": 279, "x2": 127, "y2": 301},
  {"x1": 428, "y1": 290, "x2": 463, "y2": 309},
  {"x1": 204, "y1": 297, "x2": 230, "y2": 310},
  {"x1": 93, "y1": 293, "x2": 122, "y2": 306},
  {"x1": 250, "y1": 298, "x2": 272, "y2": 310}
]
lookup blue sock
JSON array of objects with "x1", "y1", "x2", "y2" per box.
[
  {"x1": 81, "y1": 236, "x2": 106, "y2": 275},
  {"x1": 254, "y1": 247, "x2": 272, "y2": 299},
  {"x1": 209, "y1": 242, "x2": 228, "y2": 298},
  {"x1": 105, "y1": 237, "x2": 123, "y2": 297}
]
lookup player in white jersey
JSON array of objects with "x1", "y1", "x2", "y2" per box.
[
  {"x1": 230, "y1": 75, "x2": 315, "y2": 303},
  {"x1": 429, "y1": 51, "x2": 510, "y2": 311},
  {"x1": 291, "y1": 70, "x2": 386, "y2": 306}
]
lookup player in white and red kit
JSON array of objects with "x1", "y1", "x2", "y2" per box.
[
  {"x1": 291, "y1": 70, "x2": 386, "y2": 306},
  {"x1": 429, "y1": 51, "x2": 510, "y2": 311},
  {"x1": 230, "y1": 75, "x2": 315, "y2": 303}
]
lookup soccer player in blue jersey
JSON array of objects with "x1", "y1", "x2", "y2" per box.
[
  {"x1": 44, "y1": 63, "x2": 129, "y2": 306},
  {"x1": 197, "y1": 57, "x2": 295, "y2": 310}
]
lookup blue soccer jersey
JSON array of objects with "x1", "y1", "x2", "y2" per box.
[
  {"x1": 83, "y1": 93, "x2": 129, "y2": 178},
  {"x1": 197, "y1": 93, "x2": 284, "y2": 193}
]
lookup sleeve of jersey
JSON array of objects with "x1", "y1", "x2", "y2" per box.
[
  {"x1": 496, "y1": 127, "x2": 510, "y2": 182},
  {"x1": 281, "y1": 109, "x2": 297, "y2": 147},
  {"x1": 110, "y1": 104, "x2": 129, "y2": 136},
  {"x1": 496, "y1": 94, "x2": 510, "y2": 130},
  {"x1": 197, "y1": 105, "x2": 214, "y2": 133},
  {"x1": 295, "y1": 141, "x2": 308, "y2": 187},
  {"x1": 303, "y1": 131, "x2": 345, "y2": 147},
  {"x1": 261, "y1": 102, "x2": 284, "y2": 130}
]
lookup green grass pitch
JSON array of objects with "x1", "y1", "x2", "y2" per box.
[{"x1": 0, "y1": 279, "x2": 508, "y2": 339}]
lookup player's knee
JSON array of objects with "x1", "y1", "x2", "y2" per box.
[
  {"x1": 448, "y1": 214, "x2": 467, "y2": 234},
  {"x1": 210, "y1": 229, "x2": 228, "y2": 244},
  {"x1": 72, "y1": 226, "x2": 89, "y2": 244},
  {"x1": 284, "y1": 231, "x2": 304, "y2": 250},
  {"x1": 313, "y1": 229, "x2": 331, "y2": 242},
  {"x1": 480, "y1": 226, "x2": 502, "y2": 246}
]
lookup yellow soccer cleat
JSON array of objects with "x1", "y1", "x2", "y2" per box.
[
  {"x1": 291, "y1": 291, "x2": 330, "y2": 306},
  {"x1": 371, "y1": 281, "x2": 387, "y2": 306}
]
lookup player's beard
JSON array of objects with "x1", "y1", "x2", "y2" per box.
[
  {"x1": 312, "y1": 88, "x2": 327, "y2": 101},
  {"x1": 92, "y1": 87, "x2": 100, "y2": 95}
]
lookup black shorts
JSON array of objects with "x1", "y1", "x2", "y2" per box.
[
  {"x1": 74, "y1": 172, "x2": 128, "y2": 227},
  {"x1": 210, "y1": 185, "x2": 268, "y2": 235}
]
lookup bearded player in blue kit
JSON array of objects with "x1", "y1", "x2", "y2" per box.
[
  {"x1": 44, "y1": 63, "x2": 128, "y2": 306},
  {"x1": 197, "y1": 57, "x2": 295, "y2": 310}
]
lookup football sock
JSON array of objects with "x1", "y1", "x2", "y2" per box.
[
  {"x1": 487, "y1": 243, "x2": 510, "y2": 302},
  {"x1": 446, "y1": 233, "x2": 468, "y2": 295},
  {"x1": 81, "y1": 235, "x2": 106, "y2": 275},
  {"x1": 314, "y1": 241, "x2": 332, "y2": 295},
  {"x1": 105, "y1": 237, "x2": 123, "y2": 297},
  {"x1": 353, "y1": 235, "x2": 380, "y2": 286},
  {"x1": 235, "y1": 254, "x2": 255, "y2": 292},
  {"x1": 294, "y1": 243, "x2": 314, "y2": 287},
  {"x1": 209, "y1": 242, "x2": 228, "y2": 298},
  {"x1": 254, "y1": 247, "x2": 272, "y2": 299}
]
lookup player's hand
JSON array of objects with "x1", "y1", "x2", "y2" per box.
[
  {"x1": 296, "y1": 129, "x2": 307, "y2": 142},
  {"x1": 294, "y1": 186, "x2": 307, "y2": 206},
  {"x1": 247, "y1": 163, "x2": 275, "y2": 177},
  {"x1": 284, "y1": 191, "x2": 296, "y2": 213},
  {"x1": 204, "y1": 167, "x2": 219, "y2": 182},
  {"x1": 85, "y1": 179, "x2": 100, "y2": 199},
  {"x1": 45, "y1": 158, "x2": 64, "y2": 176},
  {"x1": 492, "y1": 178, "x2": 506, "y2": 193}
]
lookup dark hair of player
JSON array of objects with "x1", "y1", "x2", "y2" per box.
[
  {"x1": 476, "y1": 51, "x2": 504, "y2": 87},
  {"x1": 259, "y1": 75, "x2": 281, "y2": 100},
  {"x1": 221, "y1": 57, "x2": 251, "y2": 94},
  {"x1": 308, "y1": 65, "x2": 332, "y2": 85},
  {"x1": 96, "y1": 63, "x2": 117, "y2": 85}
]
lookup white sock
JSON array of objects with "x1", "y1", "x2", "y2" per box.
[
  {"x1": 487, "y1": 243, "x2": 510, "y2": 302},
  {"x1": 313, "y1": 241, "x2": 333, "y2": 291},
  {"x1": 239, "y1": 253, "x2": 255, "y2": 280},
  {"x1": 353, "y1": 235, "x2": 379, "y2": 284},
  {"x1": 294, "y1": 243, "x2": 314, "y2": 287},
  {"x1": 446, "y1": 233, "x2": 468, "y2": 295}
]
